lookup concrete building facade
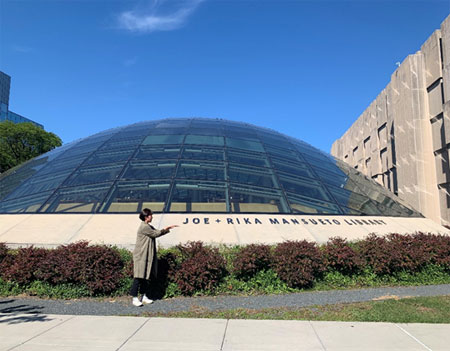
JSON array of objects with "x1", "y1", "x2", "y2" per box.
[{"x1": 331, "y1": 14, "x2": 450, "y2": 226}]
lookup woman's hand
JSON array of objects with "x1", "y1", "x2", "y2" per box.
[{"x1": 165, "y1": 225, "x2": 179, "y2": 231}]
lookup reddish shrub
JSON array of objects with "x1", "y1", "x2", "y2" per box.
[
  {"x1": 35, "y1": 241, "x2": 124, "y2": 295},
  {"x1": 356, "y1": 234, "x2": 393, "y2": 275},
  {"x1": 62, "y1": 242, "x2": 124, "y2": 294},
  {"x1": 173, "y1": 242, "x2": 226, "y2": 295},
  {"x1": 385, "y1": 233, "x2": 434, "y2": 272},
  {"x1": 429, "y1": 234, "x2": 450, "y2": 269},
  {"x1": 356, "y1": 233, "x2": 440, "y2": 275},
  {"x1": 0, "y1": 243, "x2": 8, "y2": 262},
  {"x1": 273, "y1": 240, "x2": 324, "y2": 288},
  {"x1": 232, "y1": 244, "x2": 273, "y2": 279},
  {"x1": 323, "y1": 237, "x2": 364, "y2": 275},
  {"x1": 1, "y1": 247, "x2": 48, "y2": 285},
  {"x1": 34, "y1": 248, "x2": 72, "y2": 284}
]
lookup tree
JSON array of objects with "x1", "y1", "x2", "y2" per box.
[{"x1": 0, "y1": 121, "x2": 62, "y2": 173}]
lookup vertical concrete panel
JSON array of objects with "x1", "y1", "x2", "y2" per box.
[
  {"x1": 438, "y1": 185, "x2": 450, "y2": 224},
  {"x1": 441, "y1": 16, "x2": 450, "y2": 102},
  {"x1": 428, "y1": 83, "x2": 444, "y2": 117},
  {"x1": 434, "y1": 149, "x2": 450, "y2": 184},
  {"x1": 444, "y1": 102, "x2": 450, "y2": 145},
  {"x1": 389, "y1": 56, "x2": 420, "y2": 211},
  {"x1": 431, "y1": 116, "x2": 445, "y2": 151},
  {"x1": 421, "y1": 31, "x2": 443, "y2": 87}
]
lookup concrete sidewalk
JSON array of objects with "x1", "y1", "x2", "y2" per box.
[{"x1": 1, "y1": 314, "x2": 449, "y2": 351}]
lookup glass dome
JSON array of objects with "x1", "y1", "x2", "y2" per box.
[{"x1": 0, "y1": 118, "x2": 420, "y2": 216}]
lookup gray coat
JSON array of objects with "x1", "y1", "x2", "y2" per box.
[{"x1": 133, "y1": 222, "x2": 169, "y2": 279}]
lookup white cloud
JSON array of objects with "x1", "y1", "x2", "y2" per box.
[
  {"x1": 12, "y1": 45, "x2": 33, "y2": 53},
  {"x1": 124, "y1": 57, "x2": 138, "y2": 67},
  {"x1": 118, "y1": 0, "x2": 204, "y2": 33}
]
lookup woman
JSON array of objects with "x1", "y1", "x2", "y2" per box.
[{"x1": 131, "y1": 208, "x2": 178, "y2": 306}]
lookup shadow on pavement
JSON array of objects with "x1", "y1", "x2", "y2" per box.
[
  {"x1": 0, "y1": 313, "x2": 52, "y2": 324},
  {"x1": 0, "y1": 301, "x2": 51, "y2": 324}
]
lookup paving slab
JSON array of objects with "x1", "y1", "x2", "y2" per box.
[
  {"x1": 12, "y1": 344, "x2": 116, "y2": 351},
  {"x1": 120, "y1": 317, "x2": 227, "y2": 351},
  {"x1": 0, "y1": 313, "x2": 72, "y2": 351},
  {"x1": 310, "y1": 321, "x2": 429, "y2": 351},
  {"x1": 1, "y1": 314, "x2": 450, "y2": 351},
  {"x1": 222, "y1": 319, "x2": 324, "y2": 351},
  {"x1": 10, "y1": 315, "x2": 146, "y2": 351},
  {"x1": 397, "y1": 323, "x2": 450, "y2": 351}
]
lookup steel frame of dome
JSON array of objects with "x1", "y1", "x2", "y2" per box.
[{"x1": 0, "y1": 118, "x2": 420, "y2": 217}]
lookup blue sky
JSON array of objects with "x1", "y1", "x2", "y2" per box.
[{"x1": 1, "y1": 0, "x2": 449, "y2": 153}]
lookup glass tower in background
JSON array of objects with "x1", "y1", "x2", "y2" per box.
[{"x1": 0, "y1": 71, "x2": 43, "y2": 128}]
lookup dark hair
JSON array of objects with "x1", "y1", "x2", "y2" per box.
[{"x1": 139, "y1": 208, "x2": 152, "y2": 221}]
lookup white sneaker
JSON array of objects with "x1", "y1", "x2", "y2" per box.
[
  {"x1": 142, "y1": 295, "x2": 153, "y2": 304},
  {"x1": 132, "y1": 297, "x2": 143, "y2": 307}
]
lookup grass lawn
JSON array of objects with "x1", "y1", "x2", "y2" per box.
[{"x1": 142, "y1": 295, "x2": 450, "y2": 323}]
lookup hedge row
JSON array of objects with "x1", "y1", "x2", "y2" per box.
[{"x1": 1, "y1": 232, "x2": 450, "y2": 296}]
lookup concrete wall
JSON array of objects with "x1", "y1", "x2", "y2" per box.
[
  {"x1": 0, "y1": 213, "x2": 447, "y2": 250},
  {"x1": 332, "y1": 15, "x2": 450, "y2": 225}
]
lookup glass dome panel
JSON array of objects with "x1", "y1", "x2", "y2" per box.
[{"x1": 0, "y1": 117, "x2": 422, "y2": 217}]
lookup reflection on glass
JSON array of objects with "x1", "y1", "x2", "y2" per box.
[
  {"x1": 0, "y1": 157, "x2": 49, "y2": 200},
  {"x1": 101, "y1": 181, "x2": 169, "y2": 212},
  {"x1": 287, "y1": 193, "x2": 342, "y2": 214},
  {"x1": 226, "y1": 137, "x2": 265, "y2": 152},
  {"x1": 279, "y1": 175, "x2": 330, "y2": 202},
  {"x1": 328, "y1": 185, "x2": 381, "y2": 215},
  {"x1": 259, "y1": 133, "x2": 294, "y2": 149},
  {"x1": 63, "y1": 165, "x2": 124, "y2": 187},
  {"x1": 302, "y1": 153, "x2": 340, "y2": 173},
  {"x1": 230, "y1": 185, "x2": 288, "y2": 213},
  {"x1": 177, "y1": 162, "x2": 225, "y2": 181},
  {"x1": 272, "y1": 160, "x2": 312, "y2": 179},
  {"x1": 182, "y1": 147, "x2": 224, "y2": 161},
  {"x1": 265, "y1": 145, "x2": 301, "y2": 161},
  {"x1": 0, "y1": 192, "x2": 53, "y2": 213},
  {"x1": 40, "y1": 184, "x2": 111, "y2": 213},
  {"x1": 228, "y1": 168, "x2": 275, "y2": 188},
  {"x1": 312, "y1": 166, "x2": 348, "y2": 188},
  {"x1": 135, "y1": 147, "x2": 180, "y2": 160},
  {"x1": 185, "y1": 135, "x2": 224, "y2": 146},
  {"x1": 227, "y1": 150, "x2": 268, "y2": 167},
  {"x1": 143, "y1": 135, "x2": 184, "y2": 145},
  {"x1": 85, "y1": 149, "x2": 134, "y2": 166},
  {"x1": 5, "y1": 172, "x2": 71, "y2": 200},
  {"x1": 223, "y1": 126, "x2": 257, "y2": 138},
  {"x1": 169, "y1": 181, "x2": 227, "y2": 212},
  {"x1": 100, "y1": 137, "x2": 143, "y2": 151},
  {"x1": 122, "y1": 161, "x2": 176, "y2": 180}
]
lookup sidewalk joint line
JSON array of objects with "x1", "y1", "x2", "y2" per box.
[
  {"x1": 7, "y1": 314, "x2": 75, "y2": 351},
  {"x1": 309, "y1": 321, "x2": 327, "y2": 351},
  {"x1": 116, "y1": 317, "x2": 150, "y2": 351},
  {"x1": 394, "y1": 323, "x2": 433, "y2": 351},
  {"x1": 220, "y1": 319, "x2": 229, "y2": 351}
]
